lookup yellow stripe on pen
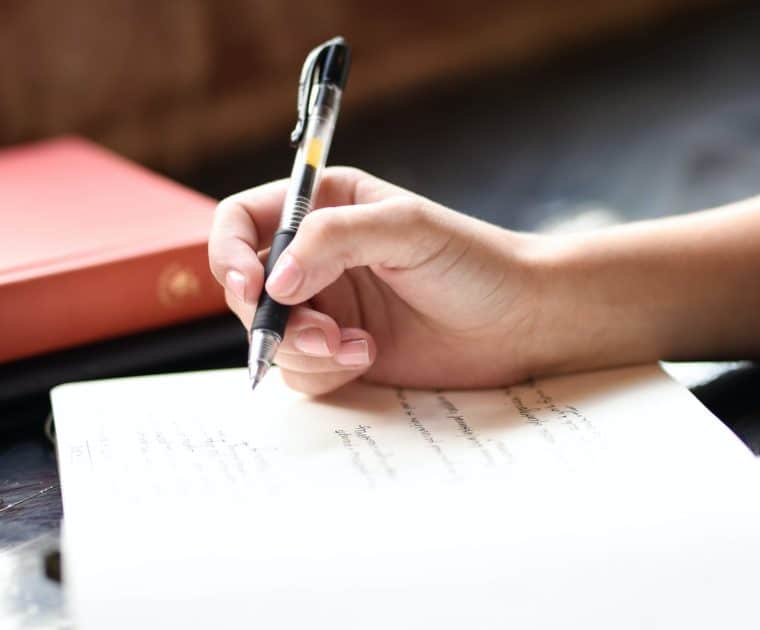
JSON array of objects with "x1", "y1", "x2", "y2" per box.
[{"x1": 305, "y1": 137, "x2": 324, "y2": 167}]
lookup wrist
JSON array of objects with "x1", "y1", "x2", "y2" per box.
[{"x1": 517, "y1": 230, "x2": 667, "y2": 377}]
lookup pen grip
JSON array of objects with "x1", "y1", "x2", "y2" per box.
[{"x1": 251, "y1": 230, "x2": 295, "y2": 338}]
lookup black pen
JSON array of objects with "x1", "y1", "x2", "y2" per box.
[{"x1": 248, "y1": 36, "x2": 351, "y2": 391}]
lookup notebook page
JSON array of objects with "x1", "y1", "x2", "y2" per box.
[
  {"x1": 52, "y1": 365, "x2": 760, "y2": 629},
  {"x1": 53, "y1": 364, "x2": 752, "y2": 508}
]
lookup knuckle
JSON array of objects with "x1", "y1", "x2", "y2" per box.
[
  {"x1": 213, "y1": 197, "x2": 239, "y2": 224},
  {"x1": 302, "y1": 208, "x2": 347, "y2": 242},
  {"x1": 209, "y1": 199, "x2": 244, "y2": 254},
  {"x1": 299, "y1": 211, "x2": 321, "y2": 239},
  {"x1": 326, "y1": 165, "x2": 367, "y2": 181},
  {"x1": 368, "y1": 196, "x2": 431, "y2": 236},
  {"x1": 213, "y1": 197, "x2": 258, "y2": 240},
  {"x1": 400, "y1": 197, "x2": 431, "y2": 226}
]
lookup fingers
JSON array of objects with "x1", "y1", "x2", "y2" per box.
[
  {"x1": 279, "y1": 328, "x2": 377, "y2": 396},
  {"x1": 209, "y1": 167, "x2": 400, "y2": 395},
  {"x1": 209, "y1": 179, "x2": 289, "y2": 303},
  {"x1": 224, "y1": 284, "x2": 376, "y2": 394},
  {"x1": 209, "y1": 167, "x2": 390, "y2": 303},
  {"x1": 265, "y1": 197, "x2": 454, "y2": 305}
]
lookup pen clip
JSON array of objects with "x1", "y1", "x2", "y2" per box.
[{"x1": 290, "y1": 36, "x2": 344, "y2": 147}]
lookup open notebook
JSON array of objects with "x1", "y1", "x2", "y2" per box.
[{"x1": 52, "y1": 365, "x2": 760, "y2": 629}]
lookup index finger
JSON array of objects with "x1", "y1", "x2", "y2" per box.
[
  {"x1": 208, "y1": 167, "x2": 392, "y2": 301},
  {"x1": 208, "y1": 178, "x2": 289, "y2": 300}
]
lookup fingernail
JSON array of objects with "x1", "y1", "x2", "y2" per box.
[
  {"x1": 336, "y1": 339, "x2": 370, "y2": 366},
  {"x1": 267, "y1": 253, "x2": 303, "y2": 297},
  {"x1": 225, "y1": 270, "x2": 247, "y2": 303},
  {"x1": 294, "y1": 328, "x2": 331, "y2": 357}
]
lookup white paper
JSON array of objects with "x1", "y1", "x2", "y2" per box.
[{"x1": 52, "y1": 365, "x2": 760, "y2": 629}]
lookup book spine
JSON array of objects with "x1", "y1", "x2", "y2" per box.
[{"x1": 0, "y1": 242, "x2": 227, "y2": 363}]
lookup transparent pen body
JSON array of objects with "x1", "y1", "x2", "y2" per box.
[
  {"x1": 278, "y1": 83, "x2": 343, "y2": 232},
  {"x1": 250, "y1": 83, "x2": 343, "y2": 343}
]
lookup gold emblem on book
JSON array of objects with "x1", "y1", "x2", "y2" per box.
[{"x1": 158, "y1": 263, "x2": 201, "y2": 306}]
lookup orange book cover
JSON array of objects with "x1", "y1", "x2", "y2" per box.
[{"x1": 0, "y1": 137, "x2": 226, "y2": 363}]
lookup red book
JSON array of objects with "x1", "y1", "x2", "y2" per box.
[{"x1": 0, "y1": 137, "x2": 226, "y2": 363}]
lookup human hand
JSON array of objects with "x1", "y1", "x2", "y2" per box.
[
  {"x1": 209, "y1": 167, "x2": 543, "y2": 394},
  {"x1": 210, "y1": 170, "x2": 760, "y2": 395}
]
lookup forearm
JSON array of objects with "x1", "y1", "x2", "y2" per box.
[{"x1": 529, "y1": 196, "x2": 760, "y2": 374}]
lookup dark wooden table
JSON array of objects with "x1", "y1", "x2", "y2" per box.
[{"x1": 3, "y1": 4, "x2": 760, "y2": 627}]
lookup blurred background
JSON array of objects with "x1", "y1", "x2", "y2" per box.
[
  {"x1": 4, "y1": 0, "x2": 760, "y2": 230},
  {"x1": 4, "y1": 3, "x2": 760, "y2": 625}
]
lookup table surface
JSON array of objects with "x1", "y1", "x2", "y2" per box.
[{"x1": 4, "y1": 4, "x2": 760, "y2": 628}]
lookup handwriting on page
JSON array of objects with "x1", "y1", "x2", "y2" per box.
[
  {"x1": 54, "y1": 367, "x2": 760, "y2": 630},
  {"x1": 59, "y1": 371, "x2": 609, "y2": 505}
]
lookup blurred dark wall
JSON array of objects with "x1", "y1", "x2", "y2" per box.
[
  {"x1": 0, "y1": 0, "x2": 723, "y2": 171},
  {"x1": 179, "y1": 2, "x2": 760, "y2": 234}
]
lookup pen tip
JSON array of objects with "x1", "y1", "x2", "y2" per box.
[{"x1": 249, "y1": 361, "x2": 269, "y2": 392}]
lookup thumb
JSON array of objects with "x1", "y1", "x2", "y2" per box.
[{"x1": 265, "y1": 198, "x2": 454, "y2": 304}]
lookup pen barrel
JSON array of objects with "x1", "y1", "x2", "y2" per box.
[
  {"x1": 278, "y1": 84, "x2": 342, "y2": 233},
  {"x1": 252, "y1": 84, "x2": 341, "y2": 338},
  {"x1": 251, "y1": 230, "x2": 295, "y2": 337}
]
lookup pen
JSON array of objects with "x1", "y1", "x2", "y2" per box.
[{"x1": 248, "y1": 36, "x2": 351, "y2": 391}]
